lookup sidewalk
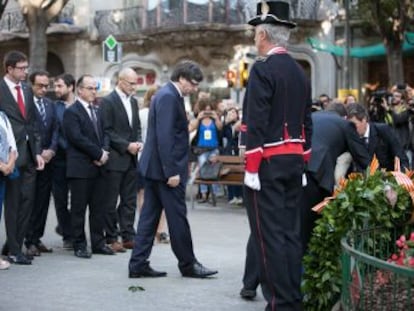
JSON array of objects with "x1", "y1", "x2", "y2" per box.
[{"x1": 0, "y1": 196, "x2": 264, "y2": 311}]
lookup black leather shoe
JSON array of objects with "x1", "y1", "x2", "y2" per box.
[
  {"x1": 26, "y1": 245, "x2": 41, "y2": 257},
  {"x1": 36, "y1": 241, "x2": 53, "y2": 253},
  {"x1": 129, "y1": 266, "x2": 167, "y2": 278},
  {"x1": 181, "y1": 262, "x2": 218, "y2": 278},
  {"x1": 240, "y1": 287, "x2": 257, "y2": 299},
  {"x1": 92, "y1": 245, "x2": 115, "y2": 255},
  {"x1": 8, "y1": 253, "x2": 32, "y2": 265},
  {"x1": 74, "y1": 248, "x2": 92, "y2": 259}
]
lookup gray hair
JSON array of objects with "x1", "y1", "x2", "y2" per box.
[{"x1": 257, "y1": 24, "x2": 291, "y2": 47}]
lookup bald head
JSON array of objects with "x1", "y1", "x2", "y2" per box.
[{"x1": 117, "y1": 67, "x2": 138, "y2": 96}]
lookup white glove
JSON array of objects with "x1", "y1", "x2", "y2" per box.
[{"x1": 244, "y1": 172, "x2": 261, "y2": 191}]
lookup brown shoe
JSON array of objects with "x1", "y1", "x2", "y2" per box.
[
  {"x1": 36, "y1": 242, "x2": 53, "y2": 253},
  {"x1": 122, "y1": 240, "x2": 134, "y2": 249},
  {"x1": 26, "y1": 245, "x2": 41, "y2": 257},
  {"x1": 110, "y1": 241, "x2": 126, "y2": 253}
]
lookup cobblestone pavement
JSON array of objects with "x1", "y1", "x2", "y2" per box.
[{"x1": 0, "y1": 195, "x2": 265, "y2": 311}]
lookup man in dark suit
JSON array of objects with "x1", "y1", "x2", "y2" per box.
[
  {"x1": 52, "y1": 73, "x2": 76, "y2": 249},
  {"x1": 301, "y1": 105, "x2": 371, "y2": 253},
  {"x1": 25, "y1": 70, "x2": 59, "y2": 256},
  {"x1": 0, "y1": 50, "x2": 44, "y2": 265},
  {"x1": 100, "y1": 67, "x2": 142, "y2": 252},
  {"x1": 63, "y1": 74, "x2": 114, "y2": 258},
  {"x1": 128, "y1": 60, "x2": 217, "y2": 279},
  {"x1": 347, "y1": 103, "x2": 409, "y2": 170}
]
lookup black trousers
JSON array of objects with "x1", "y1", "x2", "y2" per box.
[
  {"x1": 3, "y1": 163, "x2": 37, "y2": 255},
  {"x1": 25, "y1": 162, "x2": 53, "y2": 247},
  {"x1": 244, "y1": 155, "x2": 304, "y2": 311},
  {"x1": 52, "y1": 155, "x2": 72, "y2": 242},
  {"x1": 300, "y1": 173, "x2": 330, "y2": 254},
  {"x1": 242, "y1": 234, "x2": 260, "y2": 291},
  {"x1": 104, "y1": 166, "x2": 137, "y2": 243},
  {"x1": 129, "y1": 179, "x2": 196, "y2": 272},
  {"x1": 69, "y1": 176, "x2": 107, "y2": 251}
]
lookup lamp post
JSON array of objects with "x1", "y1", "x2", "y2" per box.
[{"x1": 343, "y1": 0, "x2": 351, "y2": 90}]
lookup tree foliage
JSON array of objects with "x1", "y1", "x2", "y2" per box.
[
  {"x1": 16, "y1": 0, "x2": 69, "y2": 71},
  {"x1": 354, "y1": 0, "x2": 414, "y2": 85}
]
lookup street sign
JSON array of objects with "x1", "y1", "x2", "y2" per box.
[{"x1": 103, "y1": 35, "x2": 122, "y2": 63}]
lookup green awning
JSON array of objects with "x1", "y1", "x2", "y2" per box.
[{"x1": 308, "y1": 32, "x2": 414, "y2": 58}]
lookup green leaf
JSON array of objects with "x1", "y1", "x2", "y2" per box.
[{"x1": 128, "y1": 285, "x2": 145, "y2": 292}]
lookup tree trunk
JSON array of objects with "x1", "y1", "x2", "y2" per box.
[
  {"x1": 386, "y1": 45, "x2": 405, "y2": 87},
  {"x1": 26, "y1": 7, "x2": 49, "y2": 71}
]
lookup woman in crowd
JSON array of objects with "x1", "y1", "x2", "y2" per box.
[
  {"x1": 0, "y1": 111, "x2": 17, "y2": 269},
  {"x1": 188, "y1": 97, "x2": 223, "y2": 203}
]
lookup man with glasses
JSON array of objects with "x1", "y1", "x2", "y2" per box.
[
  {"x1": 25, "y1": 70, "x2": 58, "y2": 257},
  {"x1": 129, "y1": 60, "x2": 218, "y2": 279},
  {"x1": 100, "y1": 67, "x2": 142, "y2": 252},
  {"x1": 0, "y1": 50, "x2": 44, "y2": 265},
  {"x1": 63, "y1": 74, "x2": 113, "y2": 258}
]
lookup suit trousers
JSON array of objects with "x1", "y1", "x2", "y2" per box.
[
  {"x1": 69, "y1": 176, "x2": 107, "y2": 251},
  {"x1": 300, "y1": 173, "x2": 330, "y2": 255},
  {"x1": 51, "y1": 155, "x2": 72, "y2": 241},
  {"x1": 129, "y1": 178, "x2": 196, "y2": 272},
  {"x1": 3, "y1": 163, "x2": 37, "y2": 255},
  {"x1": 25, "y1": 162, "x2": 53, "y2": 247},
  {"x1": 244, "y1": 155, "x2": 304, "y2": 311},
  {"x1": 104, "y1": 166, "x2": 137, "y2": 243}
]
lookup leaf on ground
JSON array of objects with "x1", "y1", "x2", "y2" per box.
[{"x1": 128, "y1": 285, "x2": 145, "y2": 292}]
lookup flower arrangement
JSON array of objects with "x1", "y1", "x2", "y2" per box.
[
  {"x1": 302, "y1": 157, "x2": 414, "y2": 311},
  {"x1": 389, "y1": 232, "x2": 414, "y2": 267}
]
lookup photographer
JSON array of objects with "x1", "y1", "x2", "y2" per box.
[
  {"x1": 368, "y1": 89, "x2": 392, "y2": 124},
  {"x1": 188, "y1": 98, "x2": 223, "y2": 203},
  {"x1": 382, "y1": 85, "x2": 412, "y2": 167}
]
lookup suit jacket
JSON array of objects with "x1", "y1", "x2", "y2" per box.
[
  {"x1": 33, "y1": 96, "x2": 58, "y2": 152},
  {"x1": 0, "y1": 78, "x2": 41, "y2": 167},
  {"x1": 139, "y1": 82, "x2": 189, "y2": 183},
  {"x1": 307, "y1": 111, "x2": 370, "y2": 192},
  {"x1": 62, "y1": 100, "x2": 109, "y2": 179},
  {"x1": 100, "y1": 90, "x2": 141, "y2": 171},
  {"x1": 368, "y1": 122, "x2": 409, "y2": 171}
]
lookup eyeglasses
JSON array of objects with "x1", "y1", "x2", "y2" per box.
[
  {"x1": 81, "y1": 86, "x2": 98, "y2": 91},
  {"x1": 14, "y1": 66, "x2": 28, "y2": 71},
  {"x1": 122, "y1": 79, "x2": 137, "y2": 86},
  {"x1": 35, "y1": 83, "x2": 49, "y2": 89}
]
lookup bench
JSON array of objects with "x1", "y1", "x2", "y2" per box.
[{"x1": 189, "y1": 155, "x2": 244, "y2": 208}]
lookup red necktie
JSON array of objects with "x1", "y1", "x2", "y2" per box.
[{"x1": 15, "y1": 85, "x2": 26, "y2": 119}]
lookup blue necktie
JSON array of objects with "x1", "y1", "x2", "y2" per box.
[{"x1": 37, "y1": 99, "x2": 46, "y2": 125}]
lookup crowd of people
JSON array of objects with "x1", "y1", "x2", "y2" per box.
[{"x1": 0, "y1": 1, "x2": 412, "y2": 311}]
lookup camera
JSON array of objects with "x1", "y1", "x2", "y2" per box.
[
  {"x1": 371, "y1": 89, "x2": 389, "y2": 101},
  {"x1": 397, "y1": 83, "x2": 407, "y2": 90}
]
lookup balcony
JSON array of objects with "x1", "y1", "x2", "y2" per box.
[
  {"x1": 94, "y1": 1, "x2": 249, "y2": 41},
  {"x1": 0, "y1": 2, "x2": 81, "y2": 41}
]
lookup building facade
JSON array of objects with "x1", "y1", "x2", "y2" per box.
[{"x1": 0, "y1": 0, "x2": 338, "y2": 102}]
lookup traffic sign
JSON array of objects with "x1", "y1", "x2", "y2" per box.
[{"x1": 103, "y1": 35, "x2": 122, "y2": 63}]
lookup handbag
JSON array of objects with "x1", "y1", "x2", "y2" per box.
[{"x1": 199, "y1": 160, "x2": 223, "y2": 181}]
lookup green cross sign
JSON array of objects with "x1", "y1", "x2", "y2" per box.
[
  {"x1": 104, "y1": 35, "x2": 118, "y2": 50},
  {"x1": 103, "y1": 35, "x2": 122, "y2": 63}
]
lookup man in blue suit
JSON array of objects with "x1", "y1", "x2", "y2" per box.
[
  {"x1": 25, "y1": 70, "x2": 59, "y2": 256},
  {"x1": 129, "y1": 60, "x2": 218, "y2": 278}
]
